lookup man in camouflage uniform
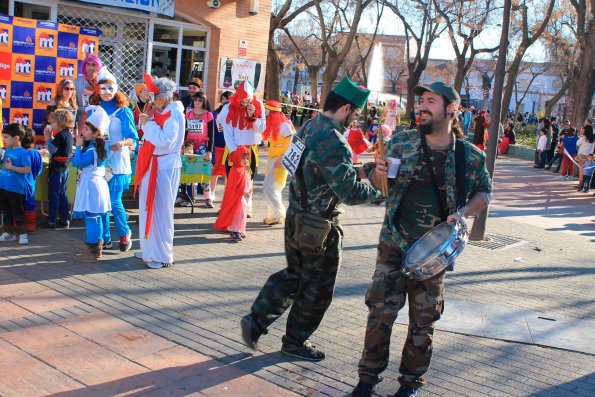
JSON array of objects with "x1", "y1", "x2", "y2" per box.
[
  {"x1": 352, "y1": 82, "x2": 492, "y2": 397},
  {"x1": 240, "y1": 77, "x2": 384, "y2": 361}
]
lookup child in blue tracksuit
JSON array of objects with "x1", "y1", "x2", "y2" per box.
[
  {"x1": 579, "y1": 154, "x2": 594, "y2": 193},
  {"x1": 72, "y1": 106, "x2": 112, "y2": 263},
  {"x1": 0, "y1": 123, "x2": 32, "y2": 244},
  {"x1": 44, "y1": 109, "x2": 74, "y2": 228},
  {"x1": 21, "y1": 128, "x2": 43, "y2": 233}
]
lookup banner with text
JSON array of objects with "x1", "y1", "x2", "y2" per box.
[
  {"x1": 0, "y1": 13, "x2": 101, "y2": 135},
  {"x1": 76, "y1": 0, "x2": 175, "y2": 17}
]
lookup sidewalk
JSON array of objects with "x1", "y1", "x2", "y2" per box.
[{"x1": 0, "y1": 153, "x2": 593, "y2": 397}]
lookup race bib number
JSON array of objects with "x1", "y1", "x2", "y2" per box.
[
  {"x1": 187, "y1": 118, "x2": 204, "y2": 134},
  {"x1": 282, "y1": 135, "x2": 306, "y2": 176},
  {"x1": 83, "y1": 94, "x2": 90, "y2": 108}
]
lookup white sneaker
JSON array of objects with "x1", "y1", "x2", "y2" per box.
[
  {"x1": 18, "y1": 234, "x2": 29, "y2": 245},
  {"x1": 146, "y1": 261, "x2": 172, "y2": 269},
  {"x1": 0, "y1": 232, "x2": 16, "y2": 242},
  {"x1": 134, "y1": 251, "x2": 144, "y2": 260}
]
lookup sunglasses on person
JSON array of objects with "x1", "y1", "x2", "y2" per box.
[
  {"x1": 99, "y1": 84, "x2": 117, "y2": 94},
  {"x1": 64, "y1": 87, "x2": 75, "y2": 91}
]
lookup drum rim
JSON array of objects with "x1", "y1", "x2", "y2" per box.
[{"x1": 404, "y1": 222, "x2": 459, "y2": 267}]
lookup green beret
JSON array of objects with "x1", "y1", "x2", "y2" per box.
[{"x1": 332, "y1": 76, "x2": 370, "y2": 109}]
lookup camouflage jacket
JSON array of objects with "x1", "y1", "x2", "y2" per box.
[
  {"x1": 364, "y1": 128, "x2": 492, "y2": 250},
  {"x1": 288, "y1": 114, "x2": 384, "y2": 218}
]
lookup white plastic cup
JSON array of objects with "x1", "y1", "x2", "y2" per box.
[{"x1": 386, "y1": 157, "x2": 401, "y2": 179}]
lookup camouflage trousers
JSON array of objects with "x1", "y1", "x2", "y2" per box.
[
  {"x1": 247, "y1": 212, "x2": 343, "y2": 346},
  {"x1": 357, "y1": 241, "x2": 445, "y2": 388}
]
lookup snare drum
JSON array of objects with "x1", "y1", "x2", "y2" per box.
[{"x1": 402, "y1": 220, "x2": 468, "y2": 280}]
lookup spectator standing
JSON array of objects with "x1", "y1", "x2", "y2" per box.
[
  {"x1": 21, "y1": 128, "x2": 43, "y2": 233},
  {"x1": 0, "y1": 124, "x2": 32, "y2": 244},
  {"x1": 43, "y1": 109, "x2": 74, "y2": 229},
  {"x1": 578, "y1": 153, "x2": 594, "y2": 193},
  {"x1": 74, "y1": 55, "x2": 102, "y2": 124},
  {"x1": 44, "y1": 79, "x2": 78, "y2": 135},
  {"x1": 210, "y1": 91, "x2": 232, "y2": 202},
  {"x1": 559, "y1": 128, "x2": 579, "y2": 180},
  {"x1": 473, "y1": 110, "x2": 487, "y2": 150}
]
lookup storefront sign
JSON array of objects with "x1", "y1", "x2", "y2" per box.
[
  {"x1": 238, "y1": 40, "x2": 247, "y2": 58},
  {"x1": 219, "y1": 57, "x2": 262, "y2": 91},
  {"x1": 76, "y1": 0, "x2": 175, "y2": 17},
  {"x1": 0, "y1": 13, "x2": 101, "y2": 134}
]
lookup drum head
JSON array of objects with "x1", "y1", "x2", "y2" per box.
[{"x1": 406, "y1": 223, "x2": 454, "y2": 265}]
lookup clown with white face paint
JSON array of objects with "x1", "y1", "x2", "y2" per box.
[
  {"x1": 88, "y1": 68, "x2": 138, "y2": 253},
  {"x1": 216, "y1": 80, "x2": 266, "y2": 217}
]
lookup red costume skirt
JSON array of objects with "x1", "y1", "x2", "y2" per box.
[{"x1": 212, "y1": 146, "x2": 226, "y2": 177}]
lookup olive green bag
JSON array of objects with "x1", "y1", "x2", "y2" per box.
[{"x1": 290, "y1": 155, "x2": 337, "y2": 256}]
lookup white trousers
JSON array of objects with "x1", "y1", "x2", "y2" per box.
[
  {"x1": 139, "y1": 166, "x2": 181, "y2": 264},
  {"x1": 262, "y1": 159, "x2": 287, "y2": 219}
]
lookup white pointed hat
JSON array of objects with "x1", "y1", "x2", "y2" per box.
[
  {"x1": 97, "y1": 68, "x2": 118, "y2": 92},
  {"x1": 85, "y1": 106, "x2": 110, "y2": 136}
]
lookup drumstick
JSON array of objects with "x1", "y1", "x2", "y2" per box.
[{"x1": 377, "y1": 127, "x2": 388, "y2": 196}]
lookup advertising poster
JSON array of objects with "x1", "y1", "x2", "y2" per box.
[
  {"x1": 218, "y1": 57, "x2": 263, "y2": 92},
  {"x1": 0, "y1": 13, "x2": 101, "y2": 134}
]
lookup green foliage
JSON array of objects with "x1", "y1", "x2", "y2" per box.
[{"x1": 515, "y1": 123, "x2": 538, "y2": 147}]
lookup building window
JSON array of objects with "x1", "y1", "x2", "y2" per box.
[
  {"x1": 14, "y1": 1, "x2": 51, "y2": 20},
  {"x1": 150, "y1": 21, "x2": 209, "y2": 91},
  {"x1": 1, "y1": 2, "x2": 8, "y2": 15}
]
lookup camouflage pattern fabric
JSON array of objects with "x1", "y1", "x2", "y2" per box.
[
  {"x1": 248, "y1": 211, "x2": 343, "y2": 346},
  {"x1": 357, "y1": 242, "x2": 444, "y2": 388},
  {"x1": 357, "y1": 128, "x2": 492, "y2": 388},
  {"x1": 394, "y1": 147, "x2": 449, "y2": 245},
  {"x1": 244, "y1": 113, "x2": 383, "y2": 347},
  {"x1": 362, "y1": 128, "x2": 492, "y2": 252}
]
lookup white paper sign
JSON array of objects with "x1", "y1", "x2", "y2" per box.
[{"x1": 282, "y1": 135, "x2": 306, "y2": 176}]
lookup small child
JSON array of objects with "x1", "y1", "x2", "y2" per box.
[
  {"x1": 0, "y1": 123, "x2": 32, "y2": 244},
  {"x1": 72, "y1": 107, "x2": 112, "y2": 263},
  {"x1": 368, "y1": 118, "x2": 379, "y2": 143},
  {"x1": 345, "y1": 120, "x2": 369, "y2": 164},
  {"x1": 535, "y1": 128, "x2": 548, "y2": 168},
  {"x1": 21, "y1": 128, "x2": 43, "y2": 233},
  {"x1": 579, "y1": 153, "x2": 594, "y2": 193},
  {"x1": 44, "y1": 109, "x2": 74, "y2": 228},
  {"x1": 214, "y1": 146, "x2": 251, "y2": 242}
]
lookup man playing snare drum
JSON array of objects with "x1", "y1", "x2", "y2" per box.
[{"x1": 352, "y1": 82, "x2": 492, "y2": 397}]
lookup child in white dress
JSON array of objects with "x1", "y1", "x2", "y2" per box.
[{"x1": 72, "y1": 107, "x2": 112, "y2": 263}]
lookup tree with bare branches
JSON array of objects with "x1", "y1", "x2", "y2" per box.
[
  {"x1": 512, "y1": 64, "x2": 547, "y2": 115},
  {"x1": 383, "y1": 0, "x2": 447, "y2": 111},
  {"x1": 266, "y1": 0, "x2": 320, "y2": 101},
  {"x1": 499, "y1": 0, "x2": 556, "y2": 122},
  {"x1": 384, "y1": 45, "x2": 407, "y2": 94},
  {"x1": 433, "y1": 0, "x2": 500, "y2": 93}
]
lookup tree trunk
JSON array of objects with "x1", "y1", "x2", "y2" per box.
[
  {"x1": 570, "y1": 22, "x2": 595, "y2": 128},
  {"x1": 544, "y1": 79, "x2": 570, "y2": 118},
  {"x1": 308, "y1": 65, "x2": 320, "y2": 105},
  {"x1": 469, "y1": 0, "x2": 512, "y2": 241},
  {"x1": 453, "y1": 59, "x2": 466, "y2": 93},
  {"x1": 500, "y1": 55, "x2": 523, "y2": 122},
  {"x1": 405, "y1": 71, "x2": 422, "y2": 114},
  {"x1": 292, "y1": 67, "x2": 300, "y2": 94},
  {"x1": 265, "y1": 32, "x2": 281, "y2": 101}
]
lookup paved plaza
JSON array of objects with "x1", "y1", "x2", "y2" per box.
[{"x1": 0, "y1": 153, "x2": 594, "y2": 397}]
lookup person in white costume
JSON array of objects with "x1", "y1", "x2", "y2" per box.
[
  {"x1": 72, "y1": 106, "x2": 112, "y2": 263},
  {"x1": 216, "y1": 80, "x2": 266, "y2": 217},
  {"x1": 383, "y1": 99, "x2": 400, "y2": 132},
  {"x1": 136, "y1": 76, "x2": 185, "y2": 269}
]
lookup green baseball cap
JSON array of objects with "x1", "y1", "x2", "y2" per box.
[
  {"x1": 413, "y1": 82, "x2": 460, "y2": 107},
  {"x1": 332, "y1": 76, "x2": 370, "y2": 109}
]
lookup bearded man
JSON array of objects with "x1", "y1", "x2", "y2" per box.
[
  {"x1": 217, "y1": 80, "x2": 266, "y2": 217},
  {"x1": 352, "y1": 82, "x2": 492, "y2": 397}
]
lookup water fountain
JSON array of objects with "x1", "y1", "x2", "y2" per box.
[{"x1": 367, "y1": 42, "x2": 384, "y2": 105}]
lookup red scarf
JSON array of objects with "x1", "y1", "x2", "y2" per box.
[
  {"x1": 134, "y1": 110, "x2": 171, "y2": 239},
  {"x1": 225, "y1": 95, "x2": 263, "y2": 130},
  {"x1": 214, "y1": 146, "x2": 249, "y2": 232}
]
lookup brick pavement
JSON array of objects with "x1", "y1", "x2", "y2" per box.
[{"x1": 0, "y1": 152, "x2": 593, "y2": 396}]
